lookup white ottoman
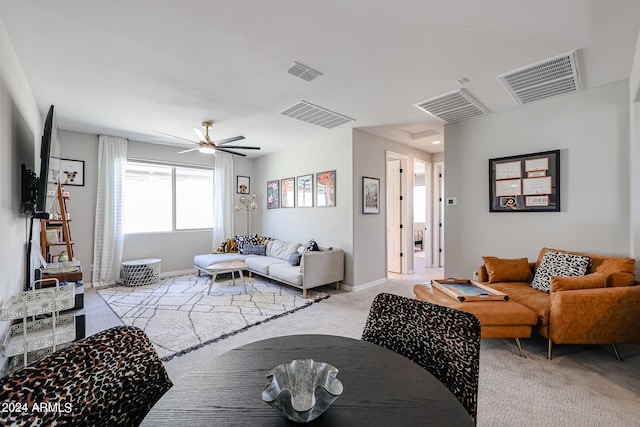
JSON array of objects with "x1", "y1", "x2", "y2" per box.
[{"x1": 122, "y1": 258, "x2": 161, "y2": 286}]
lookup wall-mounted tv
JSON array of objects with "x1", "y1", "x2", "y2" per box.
[{"x1": 20, "y1": 105, "x2": 61, "y2": 217}]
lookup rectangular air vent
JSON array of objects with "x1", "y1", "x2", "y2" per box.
[
  {"x1": 287, "y1": 62, "x2": 322, "y2": 82},
  {"x1": 415, "y1": 89, "x2": 488, "y2": 123},
  {"x1": 281, "y1": 101, "x2": 354, "y2": 129},
  {"x1": 498, "y1": 51, "x2": 581, "y2": 105}
]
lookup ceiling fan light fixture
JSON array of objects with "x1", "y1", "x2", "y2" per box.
[{"x1": 198, "y1": 145, "x2": 216, "y2": 154}]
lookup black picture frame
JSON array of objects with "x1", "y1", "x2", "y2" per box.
[
  {"x1": 489, "y1": 150, "x2": 560, "y2": 212},
  {"x1": 59, "y1": 158, "x2": 85, "y2": 186},
  {"x1": 362, "y1": 176, "x2": 380, "y2": 214},
  {"x1": 237, "y1": 176, "x2": 250, "y2": 194}
]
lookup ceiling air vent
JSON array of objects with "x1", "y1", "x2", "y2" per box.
[
  {"x1": 498, "y1": 51, "x2": 581, "y2": 105},
  {"x1": 415, "y1": 89, "x2": 488, "y2": 123},
  {"x1": 287, "y1": 62, "x2": 322, "y2": 82},
  {"x1": 281, "y1": 101, "x2": 354, "y2": 129}
]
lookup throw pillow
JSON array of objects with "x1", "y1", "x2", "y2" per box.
[
  {"x1": 269, "y1": 239, "x2": 302, "y2": 260},
  {"x1": 550, "y1": 272, "x2": 606, "y2": 292},
  {"x1": 243, "y1": 244, "x2": 266, "y2": 256},
  {"x1": 482, "y1": 256, "x2": 533, "y2": 283},
  {"x1": 288, "y1": 252, "x2": 302, "y2": 266},
  {"x1": 214, "y1": 238, "x2": 238, "y2": 254},
  {"x1": 530, "y1": 251, "x2": 590, "y2": 293},
  {"x1": 235, "y1": 234, "x2": 259, "y2": 254},
  {"x1": 305, "y1": 239, "x2": 320, "y2": 252}
]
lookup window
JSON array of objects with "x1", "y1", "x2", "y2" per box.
[{"x1": 124, "y1": 161, "x2": 213, "y2": 233}]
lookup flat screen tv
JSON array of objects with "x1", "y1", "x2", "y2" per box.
[{"x1": 35, "y1": 105, "x2": 61, "y2": 216}]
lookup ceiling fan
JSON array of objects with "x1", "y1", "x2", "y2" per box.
[{"x1": 154, "y1": 121, "x2": 260, "y2": 157}]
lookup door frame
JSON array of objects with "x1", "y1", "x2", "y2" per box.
[
  {"x1": 386, "y1": 151, "x2": 409, "y2": 275},
  {"x1": 413, "y1": 159, "x2": 433, "y2": 269},
  {"x1": 434, "y1": 161, "x2": 444, "y2": 267}
]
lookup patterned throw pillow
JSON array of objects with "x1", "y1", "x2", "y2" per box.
[
  {"x1": 214, "y1": 238, "x2": 238, "y2": 254},
  {"x1": 243, "y1": 244, "x2": 266, "y2": 256},
  {"x1": 235, "y1": 234, "x2": 259, "y2": 254},
  {"x1": 530, "y1": 251, "x2": 590, "y2": 293},
  {"x1": 305, "y1": 239, "x2": 320, "y2": 252},
  {"x1": 288, "y1": 252, "x2": 302, "y2": 266}
]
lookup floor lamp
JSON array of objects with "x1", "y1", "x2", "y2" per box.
[{"x1": 235, "y1": 193, "x2": 258, "y2": 234}]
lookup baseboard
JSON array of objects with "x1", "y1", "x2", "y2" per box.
[
  {"x1": 340, "y1": 278, "x2": 387, "y2": 293},
  {"x1": 159, "y1": 269, "x2": 197, "y2": 278}
]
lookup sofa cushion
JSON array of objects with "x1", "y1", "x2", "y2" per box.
[
  {"x1": 531, "y1": 251, "x2": 590, "y2": 293},
  {"x1": 288, "y1": 252, "x2": 302, "y2": 266},
  {"x1": 235, "y1": 234, "x2": 259, "y2": 254},
  {"x1": 244, "y1": 244, "x2": 266, "y2": 256},
  {"x1": 550, "y1": 272, "x2": 606, "y2": 292},
  {"x1": 267, "y1": 239, "x2": 301, "y2": 260},
  {"x1": 489, "y1": 282, "x2": 551, "y2": 326},
  {"x1": 214, "y1": 238, "x2": 239, "y2": 254},
  {"x1": 305, "y1": 239, "x2": 320, "y2": 252},
  {"x1": 268, "y1": 262, "x2": 303, "y2": 286},
  {"x1": 482, "y1": 257, "x2": 533, "y2": 283},
  {"x1": 245, "y1": 256, "x2": 287, "y2": 275}
]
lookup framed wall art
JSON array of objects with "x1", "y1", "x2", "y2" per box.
[
  {"x1": 267, "y1": 180, "x2": 280, "y2": 209},
  {"x1": 237, "y1": 176, "x2": 250, "y2": 194},
  {"x1": 489, "y1": 150, "x2": 560, "y2": 212},
  {"x1": 59, "y1": 158, "x2": 85, "y2": 186},
  {"x1": 296, "y1": 174, "x2": 313, "y2": 207},
  {"x1": 362, "y1": 176, "x2": 380, "y2": 214},
  {"x1": 281, "y1": 177, "x2": 295, "y2": 208},
  {"x1": 316, "y1": 170, "x2": 336, "y2": 207}
]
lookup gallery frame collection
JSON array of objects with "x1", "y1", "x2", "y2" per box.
[
  {"x1": 488, "y1": 150, "x2": 560, "y2": 212},
  {"x1": 267, "y1": 170, "x2": 336, "y2": 209}
]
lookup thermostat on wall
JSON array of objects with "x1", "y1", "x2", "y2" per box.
[{"x1": 446, "y1": 198, "x2": 457, "y2": 206}]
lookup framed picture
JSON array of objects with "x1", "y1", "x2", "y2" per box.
[
  {"x1": 296, "y1": 174, "x2": 313, "y2": 208},
  {"x1": 362, "y1": 176, "x2": 380, "y2": 214},
  {"x1": 59, "y1": 158, "x2": 84, "y2": 186},
  {"x1": 316, "y1": 170, "x2": 336, "y2": 207},
  {"x1": 267, "y1": 180, "x2": 280, "y2": 209},
  {"x1": 489, "y1": 150, "x2": 560, "y2": 212},
  {"x1": 237, "y1": 176, "x2": 250, "y2": 194},
  {"x1": 281, "y1": 177, "x2": 295, "y2": 208}
]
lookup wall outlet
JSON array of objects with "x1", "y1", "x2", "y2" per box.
[
  {"x1": 472, "y1": 271, "x2": 478, "y2": 280},
  {"x1": 446, "y1": 197, "x2": 457, "y2": 206}
]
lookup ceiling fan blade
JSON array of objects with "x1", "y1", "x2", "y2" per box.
[
  {"x1": 153, "y1": 130, "x2": 198, "y2": 144},
  {"x1": 221, "y1": 145, "x2": 261, "y2": 150},
  {"x1": 213, "y1": 135, "x2": 245, "y2": 145},
  {"x1": 178, "y1": 147, "x2": 200, "y2": 154},
  {"x1": 193, "y1": 127, "x2": 207, "y2": 142},
  {"x1": 215, "y1": 147, "x2": 247, "y2": 157}
]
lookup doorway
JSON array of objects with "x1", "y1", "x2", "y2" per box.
[{"x1": 413, "y1": 160, "x2": 431, "y2": 271}]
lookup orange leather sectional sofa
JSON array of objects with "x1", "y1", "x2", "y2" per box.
[{"x1": 478, "y1": 247, "x2": 640, "y2": 359}]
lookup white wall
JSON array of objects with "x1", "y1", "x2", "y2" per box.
[
  {"x1": 0, "y1": 19, "x2": 42, "y2": 368},
  {"x1": 630, "y1": 30, "x2": 640, "y2": 277},
  {"x1": 254, "y1": 129, "x2": 354, "y2": 286},
  {"x1": 352, "y1": 130, "x2": 433, "y2": 287},
  {"x1": 59, "y1": 133, "x2": 255, "y2": 281},
  {"x1": 444, "y1": 80, "x2": 632, "y2": 278}
]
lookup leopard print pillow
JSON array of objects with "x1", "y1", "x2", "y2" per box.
[{"x1": 531, "y1": 250, "x2": 590, "y2": 293}]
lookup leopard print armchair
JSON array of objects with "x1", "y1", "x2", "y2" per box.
[
  {"x1": 362, "y1": 293, "x2": 481, "y2": 424},
  {"x1": 0, "y1": 325, "x2": 172, "y2": 426}
]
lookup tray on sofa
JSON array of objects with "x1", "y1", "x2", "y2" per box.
[{"x1": 432, "y1": 279, "x2": 508, "y2": 302}]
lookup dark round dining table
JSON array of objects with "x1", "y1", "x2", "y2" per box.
[{"x1": 143, "y1": 334, "x2": 474, "y2": 426}]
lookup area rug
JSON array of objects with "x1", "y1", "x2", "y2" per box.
[{"x1": 97, "y1": 274, "x2": 329, "y2": 360}]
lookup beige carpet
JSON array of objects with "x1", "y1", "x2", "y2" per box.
[{"x1": 97, "y1": 274, "x2": 328, "y2": 360}]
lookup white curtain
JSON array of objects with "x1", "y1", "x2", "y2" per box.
[
  {"x1": 212, "y1": 152, "x2": 234, "y2": 250},
  {"x1": 92, "y1": 135, "x2": 127, "y2": 286}
]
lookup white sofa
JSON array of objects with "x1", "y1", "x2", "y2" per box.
[{"x1": 194, "y1": 238, "x2": 344, "y2": 298}]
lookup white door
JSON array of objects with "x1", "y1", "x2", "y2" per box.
[{"x1": 387, "y1": 158, "x2": 402, "y2": 273}]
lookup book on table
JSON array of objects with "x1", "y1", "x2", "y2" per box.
[{"x1": 430, "y1": 278, "x2": 508, "y2": 302}]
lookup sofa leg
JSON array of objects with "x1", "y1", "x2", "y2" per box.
[
  {"x1": 611, "y1": 344, "x2": 623, "y2": 361},
  {"x1": 548, "y1": 339, "x2": 553, "y2": 360},
  {"x1": 303, "y1": 289, "x2": 308, "y2": 299},
  {"x1": 514, "y1": 338, "x2": 525, "y2": 358},
  {"x1": 335, "y1": 281, "x2": 340, "y2": 291}
]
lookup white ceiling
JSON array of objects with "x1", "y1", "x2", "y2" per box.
[{"x1": 1, "y1": 1, "x2": 639, "y2": 158}]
